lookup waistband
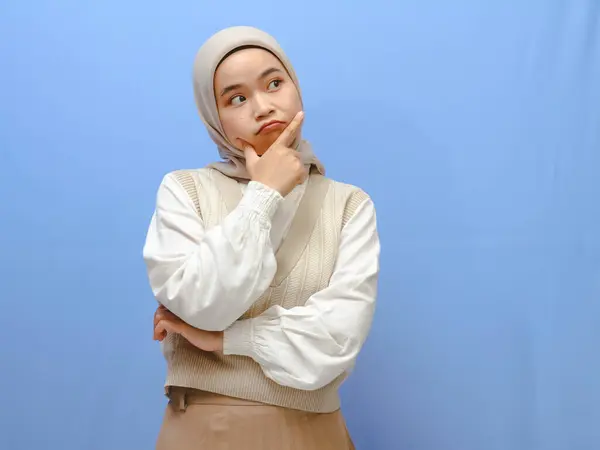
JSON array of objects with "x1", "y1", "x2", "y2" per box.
[{"x1": 166, "y1": 386, "x2": 269, "y2": 411}]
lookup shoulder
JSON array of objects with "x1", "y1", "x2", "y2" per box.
[
  {"x1": 318, "y1": 175, "x2": 376, "y2": 227},
  {"x1": 163, "y1": 167, "x2": 214, "y2": 186},
  {"x1": 321, "y1": 175, "x2": 373, "y2": 207},
  {"x1": 152, "y1": 168, "x2": 216, "y2": 214},
  {"x1": 157, "y1": 167, "x2": 227, "y2": 195}
]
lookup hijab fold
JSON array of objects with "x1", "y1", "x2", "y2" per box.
[{"x1": 192, "y1": 26, "x2": 325, "y2": 179}]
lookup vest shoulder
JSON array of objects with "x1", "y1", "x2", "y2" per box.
[
  {"x1": 166, "y1": 167, "x2": 213, "y2": 178},
  {"x1": 164, "y1": 168, "x2": 223, "y2": 188},
  {"x1": 321, "y1": 176, "x2": 372, "y2": 201}
]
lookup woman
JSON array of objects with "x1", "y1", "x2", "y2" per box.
[{"x1": 143, "y1": 25, "x2": 380, "y2": 449}]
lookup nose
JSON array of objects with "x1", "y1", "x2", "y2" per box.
[{"x1": 251, "y1": 92, "x2": 275, "y2": 119}]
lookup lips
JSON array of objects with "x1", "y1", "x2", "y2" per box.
[{"x1": 257, "y1": 120, "x2": 286, "y2": 134}]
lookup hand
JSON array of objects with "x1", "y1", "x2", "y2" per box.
[
  {"x1": 239, "y1": 111, "x2": 308, "y2": 197},
  {"x1": 153, "y1": 305, "x2": 224, "y2": 352}
]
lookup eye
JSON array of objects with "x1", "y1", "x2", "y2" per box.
[
  {"x1": 267, "y1": 79, "x2": 282, "y2": 90},
  {"x1": 230, "y1": 95, "x2": 246, "y2": 106}
]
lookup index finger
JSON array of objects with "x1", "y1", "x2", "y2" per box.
[
  {"x1": 236, "y1": 138, "x2": 254, "y2": 152},
  {"x1": 273, "y1": 111, "x2": 304, "y2": 147},
  {"x1": 237, "y1": 138, "x2": 260, "y2": 167}
]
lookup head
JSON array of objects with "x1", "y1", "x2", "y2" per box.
[
  {"x1": 214, "y1": 46, "x2": 303, "y2": 155},
  {"x1": 192, "y1": 26, "x2": 304, "y2": 160}
]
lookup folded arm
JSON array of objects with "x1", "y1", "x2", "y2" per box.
[
  {"x1": 143, "y1": 173, "x2": 282, "y2": 331},
  {"x1": 223, "y1": 197, "x2": 380, "y2": 390}
]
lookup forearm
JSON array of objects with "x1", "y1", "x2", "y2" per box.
[
  {"x1": 223, "y1": 196, "x2": 380, "y2": 389},
  {"x1": 144, "y1": 175, "x2": 283, "y2": 331}
]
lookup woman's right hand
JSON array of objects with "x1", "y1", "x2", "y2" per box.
[
  {"x1": 239, "y1": 111, "x2": 308, "y2": 197},
  {"x1": 153, "y1": 304, "x2": 224, "y2": 352}
]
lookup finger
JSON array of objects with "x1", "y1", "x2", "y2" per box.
[
  {"x1": 299, "y1": 166, "x2": 309, "y2": 183},
  {"x1": 273, "y1": 111, "x2": 304, "y2": 147},
  {"x1": 156, "y1": 319, "x2": 179, "y2": 336},
  {"x1": 294, "y1": 167, "x2": 308, "y2": 186},
  {"x1": 154, "y1": 304, "x2": 168, "y2": 327},
  {"x1": 153, "y1": 326, "x2": 167, "y2": 341},
  {"x1": 153, "y1": 317, "x2": 168, "y2": 340},
  {"x1": 154, "y1": 311, "x2": 165, "y2": 327},
  {"x1": 237, "y1": 137, "x2": 253, "y2": 152},
  {"x1": 156, "y1": 308, "x2": 179, "y2": 322},
  {"x1": 155, "y1": 315, "x2": 178, "y2": 337},
  {"x1": 154, "y1": 321, "x2": 165, "y2": 340},
  {"x1": 238, "y1": 139, "x2": 260, "y2": 170}
]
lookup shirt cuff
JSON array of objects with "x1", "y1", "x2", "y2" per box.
[
  {"x1": 223, "y1": 319, "x2": 255, "y2": 357},
  {"x1": 238, "y1": 181, "x2": 283, "y2": 222}
]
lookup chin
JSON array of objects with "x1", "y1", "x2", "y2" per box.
[{"x1": 255, "y1": 132, "x2": 281, "y2": 154}]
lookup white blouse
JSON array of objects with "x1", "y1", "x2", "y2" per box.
[{"x1": 143, "y1": 172, "x2": 380, "y2": 391}]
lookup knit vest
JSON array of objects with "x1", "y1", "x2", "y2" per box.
[{"x1": 162, "y1": 167, "x2": 368, "y2": 413}]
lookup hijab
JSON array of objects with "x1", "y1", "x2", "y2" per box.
[{"x1": 192, "y1": 26, "x2": 325, "y2": 179}]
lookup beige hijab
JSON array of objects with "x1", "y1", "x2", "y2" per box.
[{"x1": 192, "y1": 26, "x2": 325, "y2": 179}]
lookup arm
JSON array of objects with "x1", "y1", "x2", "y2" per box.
[
  {"x1": 222, "y1": 196, "x2": 380, "y2": 390},
  {"x1": 143, "y1": 172, "x2": 282, "y2": 331}
]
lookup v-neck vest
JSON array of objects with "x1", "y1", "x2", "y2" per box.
[{"x1": 163, "y1": 168, "x2": 368, "y2": 413}]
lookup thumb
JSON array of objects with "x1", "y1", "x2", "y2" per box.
[
  {"x1": 154, "y1": 321, "x2": 167, "y2": 340},
  {"x1": 238, "y1": 139, "x2": 259, "y2": 173}
]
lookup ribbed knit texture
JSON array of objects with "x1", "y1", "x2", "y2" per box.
[{"x1": 163, "y1": 168, "x2": 368, "y2": 413}]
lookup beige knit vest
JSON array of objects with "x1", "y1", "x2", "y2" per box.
[{"x1": 162, "y1": 167, "x2": 368, "y2": 413}]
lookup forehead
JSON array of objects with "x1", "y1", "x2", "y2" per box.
[{"x1": 214, "y1": 47, "x2": 285, "y2": 85}]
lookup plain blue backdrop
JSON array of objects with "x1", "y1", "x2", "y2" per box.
[{"x1": 2, "y1": 1, "x2": 599, "y2": 449}]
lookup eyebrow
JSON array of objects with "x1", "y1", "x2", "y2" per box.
[
  {"x1": 219, "y1": 67, "x2": 284, "y2": 98},
  {"x1": 258, "y1": 67, "x2": 283, "y2": 80}
]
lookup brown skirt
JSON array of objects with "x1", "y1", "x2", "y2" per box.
[{"x1": 156, "y1": 387, "x2": 355, "y2": 450}]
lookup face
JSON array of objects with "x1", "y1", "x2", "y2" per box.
[{"x1": 213, "y1": 47, "x2": 302, "y2": 155}]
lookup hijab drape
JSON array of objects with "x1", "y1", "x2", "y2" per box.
[{"x1": 192, "y1": 26, "x2": 325, "y2": 179}]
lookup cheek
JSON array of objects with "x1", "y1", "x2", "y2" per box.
[
  {"x1": 220, "y1": 111, "x2": 251, "y2": 143},
  {"x1": 280, "y1": 84, "x2": 302, "y2": 113}
]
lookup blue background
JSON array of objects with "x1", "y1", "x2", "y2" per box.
[{"x1": 2, "y1": 1, "x2": 599, "y2": 449}]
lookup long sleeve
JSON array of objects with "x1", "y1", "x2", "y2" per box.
[
  {"x1": 222, "y1": 197, "x2": 380, "y2": 391},
  {"x1": 143, "y1": 173, "x2": 283, "y2": 331}
]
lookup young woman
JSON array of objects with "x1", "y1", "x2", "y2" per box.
[{"x1": 143, "y1": 25, "x2": 380, "y2": 449}]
